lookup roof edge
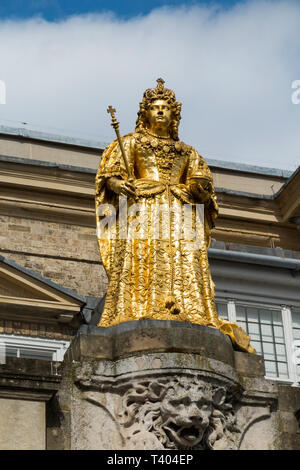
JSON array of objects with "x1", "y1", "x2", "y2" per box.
[
  {"x1": 0, "y1": 154, "x2": 97, "y2": 174},
  {"x1": 0, "y1": 125, "x2": 106, "y2": 151},
  {"x1": 209, "y1": 248, "x2": 300, "y2": 271},
  {"x1": 0, "y1": 254, "x2": 86, "y2": 304},
  {"x1": 0, "y1": 125, "x2": 295, "y2": 178}
]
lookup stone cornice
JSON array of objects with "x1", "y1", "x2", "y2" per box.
[
  {"x1": 0, "y1": 357, "x2": 61, "y2": 401},
  {"x1": 0, "y1": 158, "x2": 299, "y2": 250}
]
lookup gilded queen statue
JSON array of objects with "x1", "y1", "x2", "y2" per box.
[{"x1": 95, "y1": 78, "x2": 255, "y2": 354}]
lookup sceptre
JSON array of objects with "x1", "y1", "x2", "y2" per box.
[{"x1": 107, "y1": 106, "x2": 134, "y2": 183}]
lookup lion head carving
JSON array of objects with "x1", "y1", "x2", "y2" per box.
[{"x1": 119, "y1": 377, "x2": 240, "y2": 450}]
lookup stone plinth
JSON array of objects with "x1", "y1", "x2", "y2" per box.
[{"x1": 53, "y1": 320, "x2": 300, "y2": 450}]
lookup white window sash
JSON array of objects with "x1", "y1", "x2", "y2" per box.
[
  {"x1": 217, "y1": 298, "x2": 299, "y2": 385},
  {"x1": 282, "y1": 306, "x2": 299, "y2": 386},
  {"x1": 0, "y1": 334, "x2": 69, "y2": 362},
  {"x1": 227, "y1": 300, "x2": 236, "y2": 323}
]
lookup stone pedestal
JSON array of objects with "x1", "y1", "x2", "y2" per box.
[{"x1": 52, "y1": 320, "x2": 300, "y2": 450}]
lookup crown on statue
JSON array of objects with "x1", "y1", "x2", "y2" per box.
[{"x1": 142, "y1": 78, "x2": 178, "y2": 105}]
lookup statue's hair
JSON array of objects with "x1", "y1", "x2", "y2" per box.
[{"x1": 135, "y1": 78, "x2": 182, "y2": 141}]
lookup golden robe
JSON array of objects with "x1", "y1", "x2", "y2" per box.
[{"x1": 95, "y1": 130, "x2": 255, "y2": 353}]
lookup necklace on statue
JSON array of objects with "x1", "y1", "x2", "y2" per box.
[{"x1": 145, "y1": 129, "x2": 172, "y2": 141}]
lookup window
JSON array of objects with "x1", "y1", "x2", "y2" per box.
[
  {"x1": 236, "y1": 305, "x2": 288, "y2": 379},
  {"x1": 216, "y1": 299, "x2": 300, "y2": 385},
  {"x1": 5, "y1": 345, "x2": 54, "y2": 361},
  {"x1": 215, "y1": 301, "x2": 228, "y2": 320},
  {"x1": 0, "y1": 335, "x2": 69, "y2": 362},
  {"x1": 291, "y1": 309, "x2": 300, "y2": 380}
]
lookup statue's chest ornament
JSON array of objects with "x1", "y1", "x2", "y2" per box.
[{"x1": 136, "y1": 134, "x2": 191, "y2": 179}]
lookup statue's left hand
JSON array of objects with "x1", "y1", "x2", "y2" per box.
[{"x1": 189, "y1": 182, "x2": 212, "y2": 203}]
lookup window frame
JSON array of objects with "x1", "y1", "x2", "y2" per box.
[
  {"x1": 216, "y1": 297, "x2": 299, "y2": 386},
  {"x1": 0, "y1": 334, "x2": 70, "y2": 362}
]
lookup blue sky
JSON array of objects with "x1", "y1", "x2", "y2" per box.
[
  {"x1": 0, "y1": 0, "x2": 299, "y2": 170},
  {"x1": 0, "y1": 0, "x2": 242, "y2": 21}
]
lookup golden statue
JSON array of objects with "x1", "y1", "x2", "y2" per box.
[{"x1": 95, "y1": 79, "x2": 255, "y2": 354}]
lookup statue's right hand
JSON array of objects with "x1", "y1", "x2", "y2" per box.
[{"x1": 107, "y1": 177, "x2": 136, "y2": 198}]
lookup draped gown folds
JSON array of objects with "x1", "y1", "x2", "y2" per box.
[{"x1": 95, "y1": 130, "x2": 255, "y2": 354}]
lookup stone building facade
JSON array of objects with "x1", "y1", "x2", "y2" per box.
[{"x1": 0, "y1": 125, "x2": 299, "y2": 449}]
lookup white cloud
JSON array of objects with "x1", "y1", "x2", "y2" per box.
[{"x1": 0, "y1": 1, "x2": 300, "y2": 170}]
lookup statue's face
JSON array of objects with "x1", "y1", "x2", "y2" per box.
[{"x1": 147, "y1": 99, "x2": 172, "y2": 131}]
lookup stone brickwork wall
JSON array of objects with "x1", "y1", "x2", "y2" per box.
[
  {"x1": 0, "y1": 215, "x2": 108, "y2": 298},
  {"x1": 0, "y1": 319, "x2": 75, "y2": 340}
]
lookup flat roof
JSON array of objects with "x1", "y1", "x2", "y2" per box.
[
  {"x1": 0, "y1": 124, "x2": 294, "y2": 178},
  {"x1": 0, "y1": 154, "x2": 96, "y2": 174},
  {"x1": 0, "y1": 125, "x2": 106, "y2": 151},
  {"x1": 206, "y1": 158, "x2": 292, "y2": 178}
]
